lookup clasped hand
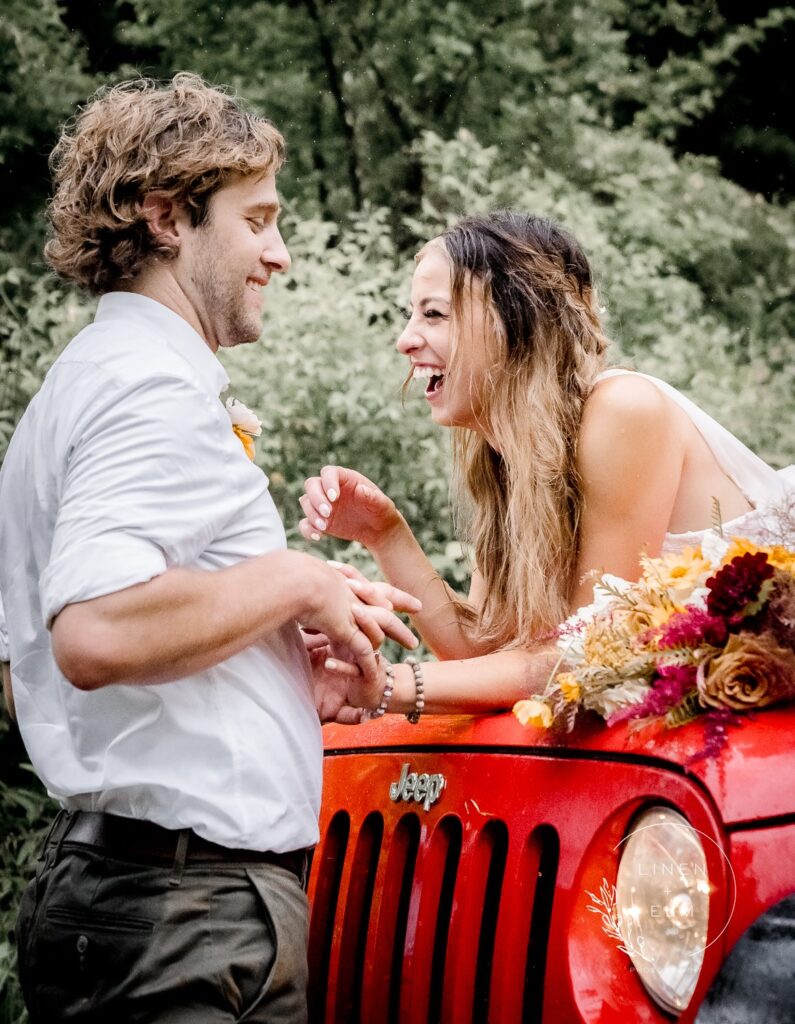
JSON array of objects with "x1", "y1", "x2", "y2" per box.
[{"x1": 303, "y1": 562, "x2": 419, "y2": 724}]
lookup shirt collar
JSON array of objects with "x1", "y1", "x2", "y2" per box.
[{"x1": 95, "y1": 292, "x2": 230, "y2": 398}]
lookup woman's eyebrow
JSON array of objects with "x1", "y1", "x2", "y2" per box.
[{"x1": 408, "y1": 296, "x2": 451, "y2": 309}]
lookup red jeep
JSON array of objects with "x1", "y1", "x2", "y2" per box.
[{"x1": 307, "y1": 707, "x2": 795, "y2": 1023}]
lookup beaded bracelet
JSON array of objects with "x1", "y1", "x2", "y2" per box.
[
  {"x1": 405, "y1": 656, "x2": 425, "y2": 724},
  {"x1": 363, "y1": 660, "x2": 395, "y2": 720}
]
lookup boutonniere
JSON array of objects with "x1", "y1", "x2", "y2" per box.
[{"x1": 225, "y1": 397, "x2": 262, "y2": 460}]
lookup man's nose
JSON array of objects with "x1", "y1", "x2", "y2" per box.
[{"x1": 263, "y1": 228, "x2": 291, "y2": 273}]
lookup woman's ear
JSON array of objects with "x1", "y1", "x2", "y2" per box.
[{"x1": 139, "y1": 193, "x2": 187, "y2": 250}]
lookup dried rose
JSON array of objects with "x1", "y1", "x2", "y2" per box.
[
  {"x1": 697, "y1": 632, "x2": 795, "y2": 711},
  {"x1": 766, "y1": 571, "x2": 795, "y2": 651}
]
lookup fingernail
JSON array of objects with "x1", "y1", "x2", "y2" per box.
[
  {"x1": 327, "y1": 489, "x2": 338, "y2": 501},
  {"x1": 327, "y1": 560, "x2": 344, "y2": 568},
  {"x1": 361, "y1": 487, "x2": 372, "y2": 498},
  {"x1": 319, "y1": 503, "x2": 331, "y2": 517},
  {"x1": 315, "y1": 519, "x2": 326, "y2": 530},
  {"x1": 325, "y1": 658, "x2": 337, "y2": 670},
  {"x1": 311, "y1": 532, "x2": 321, "y2": 541},
  {"x1": 347, "y1": 579, "x2": 363, "y2": 590}
]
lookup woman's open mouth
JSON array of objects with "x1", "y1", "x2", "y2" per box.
[{"x1": 412, "y1": 365, "x2": 446, "y2": 400}]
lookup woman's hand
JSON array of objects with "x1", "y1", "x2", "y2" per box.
[
  {"x1": 299, "y1": 466, "x2": 403, "y2": 551},
  {"x1": 305, "y1": 634, "x2": 385, "y2": 724}
]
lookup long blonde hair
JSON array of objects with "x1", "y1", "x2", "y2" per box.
[{"x1": 436, "y1": 212, "x2": 610, "y2": 648}]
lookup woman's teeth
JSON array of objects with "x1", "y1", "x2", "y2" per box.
[{"x1": 412, "y1": 365, "x2": 444, "y2": 380}]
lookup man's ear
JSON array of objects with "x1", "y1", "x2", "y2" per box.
[{"x1": 139, "y1": 193, "x2": 189, "y2": 250}]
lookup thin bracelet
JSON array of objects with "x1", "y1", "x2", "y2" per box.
[
  {"x1": 405, "y1": 656, "x2": 425, "y2": 724},
  {"x1": 363, "y1": 661, "x2": 395, "y2": 720}
]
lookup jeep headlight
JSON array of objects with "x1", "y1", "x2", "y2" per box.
[{"x1": 615, "y1": 807, "x2": 710, "y2": 1015}]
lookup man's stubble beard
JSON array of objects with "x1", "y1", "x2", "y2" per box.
[{"x1": 192, "y1": 235, "x2": 262, "y2": 348}]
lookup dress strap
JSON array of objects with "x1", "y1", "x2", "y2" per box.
[{"x1": 595, "y1": 368, "x2": 788, "y2": 508}]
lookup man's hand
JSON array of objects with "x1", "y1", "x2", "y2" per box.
[
  {"x1": 298, "y1": 559, "x2": 419, "y2": 689},
  {"x1": 305, "y1": 636, "x2": 386, "y2": 724},
  {"x1": 52, "y1": 549, "x2": 419, "y2": 692}
]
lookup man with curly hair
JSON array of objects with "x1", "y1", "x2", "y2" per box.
[{"x1": 0, "y1": 73, "x2": 418, "y2": 1023}]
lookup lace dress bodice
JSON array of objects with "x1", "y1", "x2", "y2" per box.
[{"x1": 595, "y1": 369, "x2": 795, "y2": 554}]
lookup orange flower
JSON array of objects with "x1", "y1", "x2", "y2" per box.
[
  {"x1": 722, "y1": 538, "x2": 795, "y2": 575},
  {"x1": 232, "y1": 424, "x2": 256, "y2": 460},
  {"x1": 697, "y1": 632, "x2": 795, "y2": 711}
]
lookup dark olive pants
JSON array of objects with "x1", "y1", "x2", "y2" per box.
[{"x1": 16, "y1": 817, "x2": 310, "y2": 1023}]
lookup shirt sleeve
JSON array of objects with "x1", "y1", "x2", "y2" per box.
[
  {"x1": 40, "y1": 374, "x2": 243, "y2": 627},
  {"x1": 0, "y1": 589, "x2": 8, "y2": 662}
]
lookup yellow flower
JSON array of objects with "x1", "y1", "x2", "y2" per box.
[
  {"x1": 722, "y1": 538, "x2": 795, "y2": 575},
  {"x1": 583, "y1": 618, "x2": 640, "y2": 669},
  {"x1": 513, "y1": 698, "x2": 553, "y2": 729},
  {"x1": 641, "y1": 546, "x2": 712, "y2": 597},
  {"x1": 557, "y1": 672, "x2": 581, "y2": 703},
  {"x1": 616, "y1": 589, "x2": 683, "y2": 640}
]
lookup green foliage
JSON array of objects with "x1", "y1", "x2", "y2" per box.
[
  {"x1": 0, "y1": 716, "x2": 54, "y2": 1022},
  {"x1": 0, "y1": 2, "x2": 793, "y2": 1015},
  {"x1": 0, "y1": 0, "x2": 91, "y2": 163},
  {"x1": 0, "y1": 269, "x2": 92, "y2": 461}
]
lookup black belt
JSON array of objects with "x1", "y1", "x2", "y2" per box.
[{"x1": 55, "y1": 811, "x2": 311, "y2": 885}]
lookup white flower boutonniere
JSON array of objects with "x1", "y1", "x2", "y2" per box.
[{"x1": 226, "y1": 397, "x2": 262, "y2": 461}]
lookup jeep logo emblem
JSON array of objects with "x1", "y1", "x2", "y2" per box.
[{"x1": 389, "y1": 762, "x2": 446, "y2": 811}]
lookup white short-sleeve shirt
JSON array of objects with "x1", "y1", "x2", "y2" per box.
[{"x1": 0, "y1": 292, "x2": 321, "y2": 852}]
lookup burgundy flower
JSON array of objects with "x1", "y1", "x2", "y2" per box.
[
  {"x1": 706, "y1": 552, "x2": 775, "y2": 628},
  {"x1": 658, "y1": 607, "x2": 728, "y2": 650}
]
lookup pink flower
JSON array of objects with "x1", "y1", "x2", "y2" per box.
[
  {"x1": 607, "y1": 664, "x2": 697, "y2": 725},
  {"x1": 658, "y1": 607, "x2": 728, "y2": 650}
]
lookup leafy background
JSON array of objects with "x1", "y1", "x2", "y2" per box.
[{"x1": 0, "y1": 0, "x2": 793, "y2": 1018}]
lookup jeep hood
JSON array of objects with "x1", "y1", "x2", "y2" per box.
[{"x1": 323, "y1": 705, "x2": 795, "y2": 826}]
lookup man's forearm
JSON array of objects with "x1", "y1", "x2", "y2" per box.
[{"x1": 52, "y1": 549, "x2": 316, "y2": 690}]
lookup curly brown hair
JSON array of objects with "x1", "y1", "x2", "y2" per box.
[{"x1": 45, "y1": 72, "x2": 285, "y2": 295}]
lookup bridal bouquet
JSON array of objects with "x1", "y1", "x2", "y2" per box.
[{"x1": 513, "y1": 529, "x2": 795, "y2": 753}]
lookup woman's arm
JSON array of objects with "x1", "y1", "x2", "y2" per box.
[
  {"x1": 320, "y1": 644, "x2": 559, "y2": 719},
  {"x1": 321, "y1": 379, "x2": 687, "y2": 717},
  {"x1": 301, "y1": 465, "x2": 487, "y2": 660}
]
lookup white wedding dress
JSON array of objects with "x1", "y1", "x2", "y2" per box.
[{"x1": 596, "y1": 369, "x2": 795, "y2": 554}]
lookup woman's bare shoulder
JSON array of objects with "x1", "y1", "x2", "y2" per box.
[
  {"x1": 586, "y1": 372, "x2": 669, "y2": 416},
  {"x1": 578, "y1": 373, "x2": 684, "y2": 493}
]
